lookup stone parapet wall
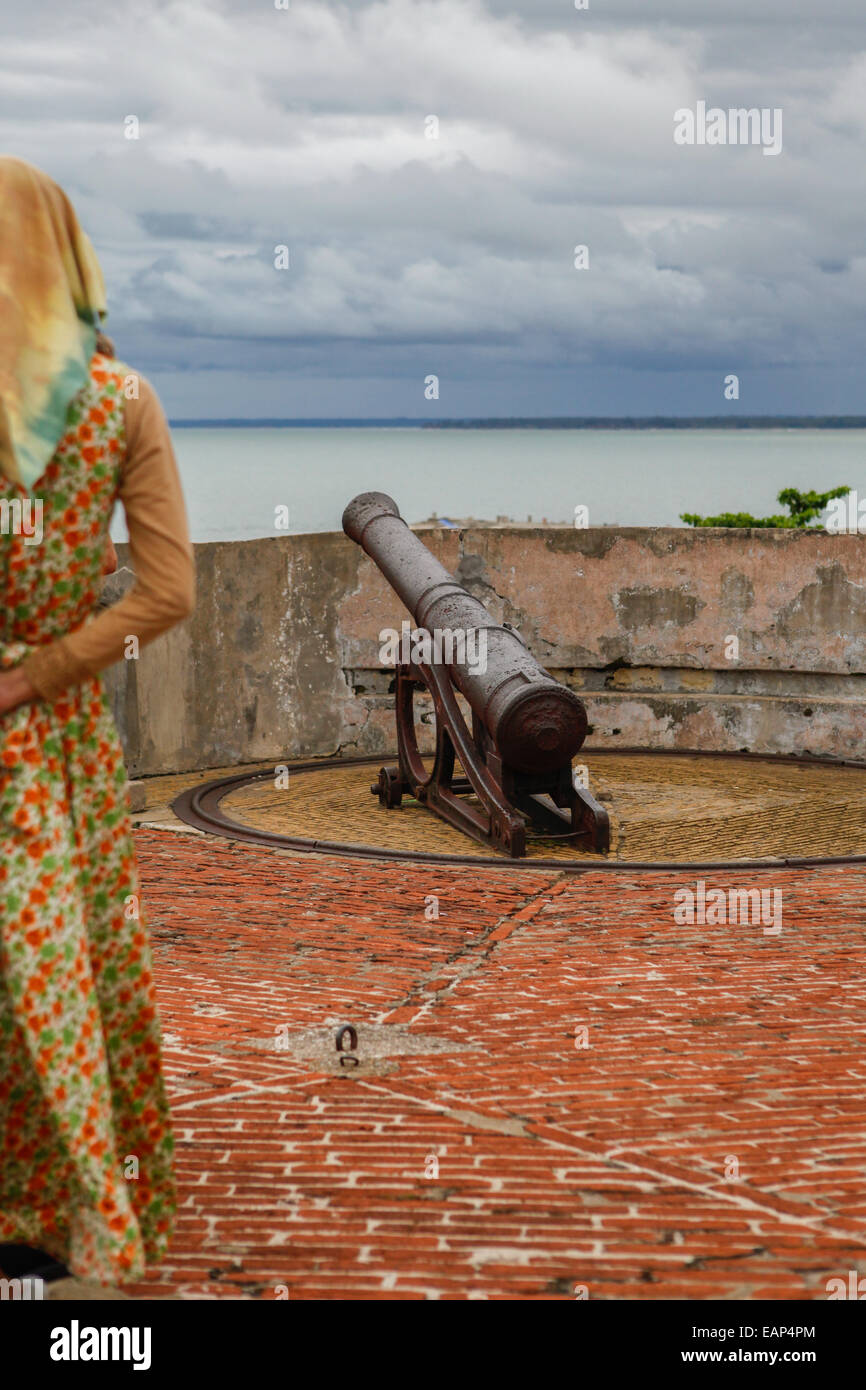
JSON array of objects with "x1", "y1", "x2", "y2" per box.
[{"x1": 106, "y1": 527, "x2": 866, "y2": 776}]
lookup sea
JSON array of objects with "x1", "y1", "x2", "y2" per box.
[{"x1": 112, "y1": 426, "x2": 866, "y2": 544}]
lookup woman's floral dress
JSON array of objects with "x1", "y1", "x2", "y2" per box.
[{"x1": 0, "y1": 355, "x2": 175, "y2": 1282}]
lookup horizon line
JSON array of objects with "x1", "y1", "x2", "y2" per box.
[{"x1": 168, "y1": 414, "x2": 866, "y2": 428}]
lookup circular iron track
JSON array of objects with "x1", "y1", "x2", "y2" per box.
[{"x1": 169, "y1": 747, "x2": 866, "y2": 873}]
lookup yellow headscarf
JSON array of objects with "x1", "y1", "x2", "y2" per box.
[{"x1": 0, "y1": 156, "x2": 107, "y2": 491}]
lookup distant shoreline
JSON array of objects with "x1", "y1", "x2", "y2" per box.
[{"x1": 169, "y1": 416, "x2": 866, "y2": 430}]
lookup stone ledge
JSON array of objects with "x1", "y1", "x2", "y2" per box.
[{"x1": 105, "y1": 528, "x2": 866, "y2": 775}]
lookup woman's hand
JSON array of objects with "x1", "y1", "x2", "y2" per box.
[
  {"x1": 103, "y1": 536, "x2": 118, "y2": 575},
  {"x1": 0, "y1": 668, "x2": 37, "y2": 715}
]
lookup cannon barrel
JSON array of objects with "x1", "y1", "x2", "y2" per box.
[{"x1": 342, "y1": 491, "x2": 588, "y2": 775}]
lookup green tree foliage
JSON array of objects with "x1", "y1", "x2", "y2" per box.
[{"x1": 681, "y1": 486, "x2": 851, "y2": 529}]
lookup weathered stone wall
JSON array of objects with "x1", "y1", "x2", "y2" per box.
[{"x1": 106, "y1": 527, "x2": 866, "y2": 776}]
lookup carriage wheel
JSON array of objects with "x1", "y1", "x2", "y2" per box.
[{"x1": 377, "y1": 765, "x2": 403, "y2": 808}]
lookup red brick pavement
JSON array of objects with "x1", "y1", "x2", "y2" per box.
[{"x1": 126, "y1": 829, "x2": 866, "y2": 1300}]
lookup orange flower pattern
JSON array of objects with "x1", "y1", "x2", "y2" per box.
[{"x1": 0, "y1": 355, "x2": 175, "y2": 1282}]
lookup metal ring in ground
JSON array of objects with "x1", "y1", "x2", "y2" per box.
[{"x1": 171, "y1": 748, "x2": 866, "y2": 872}]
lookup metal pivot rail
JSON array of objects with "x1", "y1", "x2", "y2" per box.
[{"x1": 170, "y1": 749, "x2": 866, "y2": 872}]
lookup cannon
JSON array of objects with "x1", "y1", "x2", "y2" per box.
[{"x1": 342, "y1": 492, "x2": 609, "y2": 859}]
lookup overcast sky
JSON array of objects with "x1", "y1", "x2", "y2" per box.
[{"x1": 1, "y1": 0, "x2": 864, "y2": 418}]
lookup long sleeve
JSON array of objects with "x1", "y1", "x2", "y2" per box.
[{"x1": 20, "y1": 376, "x2": 195, "y2": 701}]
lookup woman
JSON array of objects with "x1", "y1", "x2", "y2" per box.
[{"x1": 0, "y1": 156, "x2": 195, "y2": 1287}]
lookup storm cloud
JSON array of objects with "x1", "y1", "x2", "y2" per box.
[{"x1": 1, "y1": 0, "x2": 863, "y2": 416}]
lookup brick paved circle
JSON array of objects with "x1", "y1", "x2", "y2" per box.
[{"x1": 127, "y1": 828, "x2": 866, "y2": 1300}]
